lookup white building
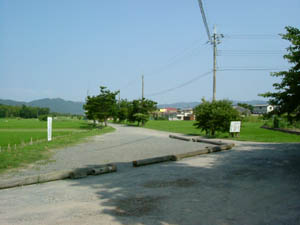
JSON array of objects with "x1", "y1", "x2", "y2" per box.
[
  {"x1": 176, "y1": 108, "x2": 194, "y2": 120},
  {"x1": 252, "y1": 104, "x2": 274, "y2": 114}
]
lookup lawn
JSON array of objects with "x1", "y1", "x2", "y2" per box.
[
  {"x1": 0, "y1": 131, "x2": 68, "y2": 146},
  {"x1": 0, "y1": 118, "x2": 115, "y2": 173},
  {"x1": 144, "y1": 120, "x2": 300, "y2": 143},
  {"x1": 0, "y1": 118, "x2": 88, "y2": 129}
]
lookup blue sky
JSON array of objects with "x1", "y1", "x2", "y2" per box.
[{"x1": 0, "y1": 0, "x2": 299, "y2": 104}]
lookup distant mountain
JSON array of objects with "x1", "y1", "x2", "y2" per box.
[
  {"x1": 157, "y1": 100, "x2": 268, "y2": 109},
  {"x1": 0, "y1": 99, "x2": 27, "y2": 106},
  {"x1": 0, "y1": 98, "x2": 85, "y2": 115}
]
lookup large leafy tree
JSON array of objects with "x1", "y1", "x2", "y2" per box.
[
  {"x1": 260, "y1": 26, "x2": 300, "y2": 122},
  {"x1": 116, "y1": 99, "x2": 130, "y2": 123},
  {"x1": 83, "y1": 86, "x2": 119, "y2": 126},
  {"x1": 127, "y1": 98, "x2": 157, "y2": 126},
  {"x1": 194, "y1": 99, "x2": 240, "y2": 136}
]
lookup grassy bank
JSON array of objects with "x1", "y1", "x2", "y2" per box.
[
  {"x1": 0, "y1": 118, "x2": 115, "y2": 173},
  {"x1": 143, "y1": 120, "x2": 300, "y2": 143}
]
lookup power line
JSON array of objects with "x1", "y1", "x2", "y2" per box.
[
  {"x1": 218, "y1": 50, "x2": 285, "y2": 56},
  {"x1": 120, "y1": 39, "x2": 207, "y2": 91},
  {"x1": 218, "y1": 50, "x2": 284, "y2": 53},
  {"x1": 197, "y1": 0, "x2": 211, "y2": 42},
  {"x1": 223, "y1": 34, "x2": 279, "y2": 39},
  {"x1": 145, "y1": 42, "x2": 208, "y2": 77},
  {"x1": 146, "y1": 70, "x2": 212, "y2": 97},
  {"x1": 217, "y1": 67, "x2": 289, "y2": 71}
]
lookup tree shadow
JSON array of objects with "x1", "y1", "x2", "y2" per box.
[{"x1": 69, "y1": 142, "x2": 300, "y2": 225}]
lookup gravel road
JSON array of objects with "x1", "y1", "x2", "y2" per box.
[
  {"x1": 0, "y1": 135, "x2": 299, "y2": 225},
  {"x1": 0, "y1": 124, "x2": 212, "y2": 179}
]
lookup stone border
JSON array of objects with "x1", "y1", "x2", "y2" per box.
[
  {"x1": 169, "y1": 135, "x2": 192, "y2": 142},
  {"x1": 132, "y1": 136, "x2": 235, "y2": 167},
  {"x1": 261, "y1": 125, "x2": 300, "y2": 135},
  {"x1": 169, "y1": 134, "x2": 225, "y2": 145},
  {"x1": 133, "y1": 155, "x2": 175, "y2": 167},
  {"x1": 0, "y1": 164, "x2": 116, "y2": 190}
]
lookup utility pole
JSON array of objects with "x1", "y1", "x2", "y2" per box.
[
  {"x1": 142, "y1": 74, "x2": 144, "y2": 100},
  {"x1": 211, "y1": 25, "x2": 223, "y2": 102},
  {"x1": 212, "y1": 25, "x2": 217, "y2": 101}
]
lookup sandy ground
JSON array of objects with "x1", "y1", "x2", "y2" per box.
[{"x1": 0, "y1": 125, "x2": 300, "y2": 225}]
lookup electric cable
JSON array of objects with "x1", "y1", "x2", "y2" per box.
[{"x1": 146, "y1": 70, "x2": 212, "y2": 97}]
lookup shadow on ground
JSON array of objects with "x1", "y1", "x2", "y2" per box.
[{"x1": 71, "y1": 142, "x2": 300, "y2": 225}]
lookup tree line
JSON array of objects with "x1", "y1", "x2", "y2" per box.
[
  {"x1": 83, "y1": 86, "x2": 157, "y2": 126},
  {"x1": 0, "y1": 104, "x2": 50, "y2": 119}
]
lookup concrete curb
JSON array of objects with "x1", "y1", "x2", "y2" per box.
[
  {"x1": 133, "y1": 155, "x2": 176, "y2": 167},
  {"x1": 173, "y1": 143, "x2": 234, "y2": 161},
  {"x1": 261, "y1": 125, "x2": 300, "y2": 135},
  {"x1": 192, "y1": 138, "x2": 224, "y2": 145},
  {"x1": 169, "y1": 134, "x2": 226, "y2": 145},
  {"x1": 132, "y1": 142, "x2": 235, "y2": 167},
  {"x1": 169, "y1": 134, "x2": 192, "y2": 141},
  {"x1": 0, "y1": 164, "x2": 117, "y2": 190}
]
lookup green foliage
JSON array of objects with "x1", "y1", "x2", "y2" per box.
[
  {"x1": 38, "y1": 114, "x2": 48, "y2": 121},
  {"x1": 0, "y1": 104, "x2": 49, "y2": 118},
  {"x1": 83, "y1": 86, "x2": 119, "y2": 126},
  {"x1": 116, "y1": 99, "x2": 130, "y2": 123},
  {"x1": 193, "y1": 99, "x2": 241, "y2": 136},
  {"x1": 127, "y1": 98, "x2": 157, "y2": 126},
  {"x1": 264, "y1": 115, "x2": 300, "y2": 129},
  {"x1": 260, "y1": 26, "x2": 300, "y2": 122},
  {"x1": 133, "y1": 113, "x2": 149, "y2": 126}
]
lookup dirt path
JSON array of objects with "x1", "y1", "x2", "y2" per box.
[{"x1": 0, "y1": 138, "x2": 299, "y2": 225}]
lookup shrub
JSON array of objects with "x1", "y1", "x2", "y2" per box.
[
  {"x1": 133, "y1": 113, "x2": 149, "y2": 126},
  {"x1": 38, "y1": 114, "x2": 48, "y2": 121},
  {"x1": 194, "y1": 99, "x2": 241, "y2": 136}
]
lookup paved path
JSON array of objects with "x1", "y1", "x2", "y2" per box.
[
  {"x1": 0, "y1": 124, "x2": 212, "y2": 179},
  {"x1": 0, "y1": 138, "x2": 299, "y2": 225}
]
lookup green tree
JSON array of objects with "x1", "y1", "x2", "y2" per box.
[
  {"x1": 127, "y1": 98, "x2": 157, "y2": 126},
  {"x1": 83, "y1": 95, "x2": 98, "y2": 126},
  {"x1": 260, "y1": 26, "x2": 300, "y2": 122},
  {"x1": 83, "y1": 86, "x2": 119, "y2": 126},
  {"x1": 116, "y1": 99, "x2": 129, "y2": 123},
  {"x1": 194, "y1": 99, "x2": 240, "y2": 136}
]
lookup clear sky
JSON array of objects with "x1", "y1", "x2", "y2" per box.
[{"x1": 0, "y1": 0, "x2": 299, "y2": 104}]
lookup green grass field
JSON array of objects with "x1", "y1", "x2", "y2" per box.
[
  {"x1": 0, "y1": 118, "x2": 88, "y2": 129},
  {"x1": 0, "y1": 118, "x2": 115, "y2": 173},
  {"x1": 144, "y1": 120, "x2": 300, "y2": 143},
  {"x1": 0, "y1": 118, "x2": 92, "y2": 147}
]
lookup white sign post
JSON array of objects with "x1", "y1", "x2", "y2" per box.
[
  {"x1": 47, "y1": 117, "x2": 52, "y2": 141},
  {"x1": 230, "y1": 121, "x2": 241, "y2": 137}
]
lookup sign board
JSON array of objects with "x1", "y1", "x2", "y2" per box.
[
  {"x1": 47, "y1": 117, "x2": 52, "y2": 141},
  {"x1": 230, "y1": 121, "x2": 241, "y2": 133}
]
